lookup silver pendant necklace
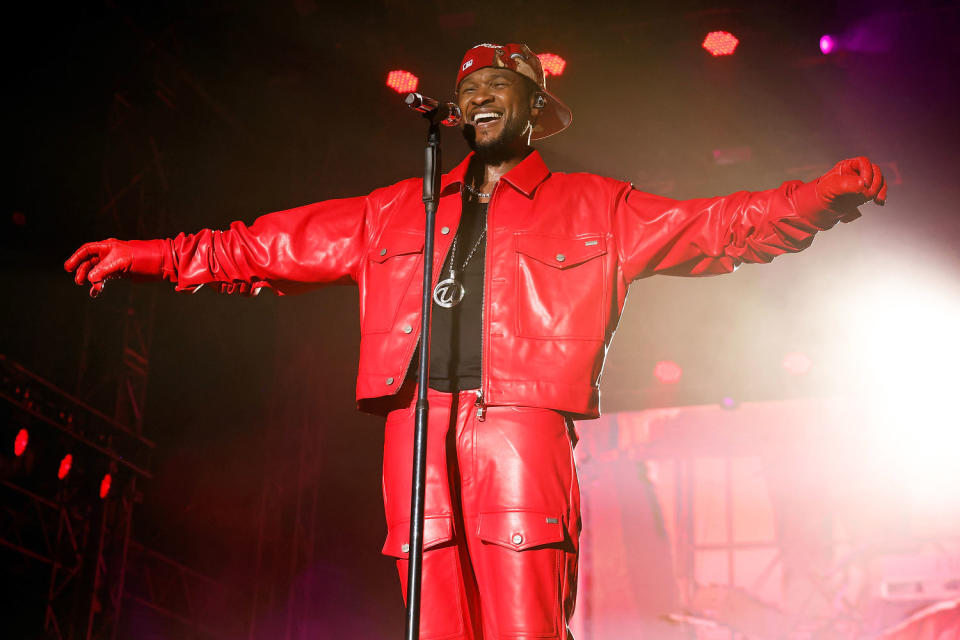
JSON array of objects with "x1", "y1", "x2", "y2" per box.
[{"x1": 433, "y1": 195, "x2": 488, "y2": 308}]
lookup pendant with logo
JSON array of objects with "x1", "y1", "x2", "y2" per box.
[{"x1": 433, "y1": 270, "x2": 465, "y2": 308}]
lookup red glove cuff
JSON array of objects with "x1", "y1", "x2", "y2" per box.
[
  {"x1": 792, "y1": 179, "x2": 861, "y2": 229},
  {"x1": 126, "y1": 239, "x2": 168, "y2": 281}
]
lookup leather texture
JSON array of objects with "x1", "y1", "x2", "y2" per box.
[
  {"x1": 381, "y1": 388, "x2": 580, "y2": 639},
  {"x1": 126, "y1": 150, "x2": 847, "y2": 418},
  {"x1": 815, "y1": 156, "x2": 888, "y2": 216}
]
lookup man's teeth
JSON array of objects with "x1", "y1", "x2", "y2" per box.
[{"x1": 473, "y1": 113, "x2": 503, "y2": 124}]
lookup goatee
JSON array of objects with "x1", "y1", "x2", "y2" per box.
[{"x1": 462, "y1": 117, "x2": 530, "y2": 165}]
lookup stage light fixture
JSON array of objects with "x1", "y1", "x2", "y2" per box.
[
  {"x1": 537, "y1": 53, "x2": 566, "y2": 76},
  {"x1": 782, "y1": 352, "x2": 812, "y2": 375},
  {"x1": 14, "y1": 428, "x2": 28, "y2": 457},
  {"x1": 654, "y1": 360, "x2": 683, "y2": 384},
  {"x1": 58, "y1": 454, "x2": 72, "y2": 480},
  {"x1": 702, "y1": 31, "x2": 739, "y2": 56},
  {"x1": 99, "y1": 473, "x2": 112, "y2": 499},
  {"x1": 386, "y1": 70, "x2": 419, "y2": 94},
  {"x1": 819, "y1": 35, "x2": 836, "y2": 54}
]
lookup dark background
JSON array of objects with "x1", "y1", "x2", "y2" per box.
[{"x1": 4, "y1": 0, "x2": 958, "y2": 636}]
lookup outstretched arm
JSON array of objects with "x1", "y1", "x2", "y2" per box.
[
  {"x1": 65, "y1": 192, "x2": 381, "y2": 297},
  {"x1": 615, "y1": 156, "x2": 887, "y2": 281}
]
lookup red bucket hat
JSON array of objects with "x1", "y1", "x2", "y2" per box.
[{"x1": 455, "y1": 43, "x2": 572, "y2": 140}]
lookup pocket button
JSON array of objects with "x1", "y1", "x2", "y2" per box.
[{"x1": 555, "y1": 253, "x2": 566, "y2": 262}]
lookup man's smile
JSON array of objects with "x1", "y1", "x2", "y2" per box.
[{"x1": 471, "y1": 110, "x2": 504, "y2": 128}]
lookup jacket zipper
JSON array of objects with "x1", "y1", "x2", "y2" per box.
[
  {"x1": 475, "y1": 183, "x2": 496, "y2": 422},
  {"x1": 403, "y1": 183, "x2": 489, "y2": 419}
]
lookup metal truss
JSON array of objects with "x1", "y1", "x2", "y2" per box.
[
  {"x1": 1, "y1": 356, "x2": 155, "y2": 478},
  {"x1": 248, "y1": 417, "x2": 323, "y2": 640},
  {"x1": 74, "y1": 81, "x2": 164, "y2": 640},
  {"x1": 3, "y1": 15, "x2": 182, "y2": 639},
  {"x1": 76, "y1": 10, "x2": 258, "y2": 638},
  {"x1": 248, "y1": 344, "x2": 325, "y2": 640},
  {"x1": 8, "y1": 5, "x2": 317, "y2": 636},
  {"x1": 68, "y1": 14, "x2": 201, "y2": 639},
  {"x1": 0, "y1": 479, "x2": 88, "y2": 640},
  {"x1": 0, "y1": 355, "x2": 152, "y2": 640},
  {"x1": 122, "y1": 541, "x2": 248, "y2": 640}
]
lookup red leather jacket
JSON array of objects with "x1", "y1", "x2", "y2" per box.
[{"x1": 130, "y1": 151, "x2": 845, "y2": 418}]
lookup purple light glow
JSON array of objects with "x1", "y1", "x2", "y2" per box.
[{"x1": 819, "y1": 35, "x2": 835, "y2": 55}]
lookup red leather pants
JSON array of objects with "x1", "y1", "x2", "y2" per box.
[{"x1": 381, "y1": 388, "x2": 580, "y2": 639}]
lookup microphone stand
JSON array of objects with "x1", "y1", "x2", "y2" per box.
[{"x1": 405, "y1": 113, "x2": 442, "y2": 640}]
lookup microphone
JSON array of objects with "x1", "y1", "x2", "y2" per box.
[{"x1": 403, "y1": 93, "x2": 461, "y2": 126}]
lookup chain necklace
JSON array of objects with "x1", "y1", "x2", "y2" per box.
[
  {"x1": 462, "y1": 182, "x2": 493, "y2": 199},
  {"x1": 432, "y1": 210, "x2": 487, "y2": 309}
]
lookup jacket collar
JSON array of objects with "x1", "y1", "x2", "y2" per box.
[{"x1": 440, "y1": 150, "x2": 551, "y2": 198}]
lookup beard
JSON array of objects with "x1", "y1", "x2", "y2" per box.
[{"x1": 462, "y1": 112, "x2": 530, "y2": 164}]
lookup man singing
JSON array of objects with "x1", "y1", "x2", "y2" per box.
[{"x1": 65, "y1": 43, "x2": 886, "y2": 639}]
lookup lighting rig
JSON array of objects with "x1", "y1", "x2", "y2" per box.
[{"x1": 1, "y1": 354, "x2": 154, "y2": 638}]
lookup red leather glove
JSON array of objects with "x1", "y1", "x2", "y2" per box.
[
  {"x1": 816, "y1": 156, "x2": 888, "y2": 220},
  {"x1": 64, "y1": 238, "x2": 161, "y2": 298}
]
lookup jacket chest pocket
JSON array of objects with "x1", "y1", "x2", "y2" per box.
[
  {"x1": 361, "y1": 230, "x2": 424, "y2": 334},
  {"x1": 515, "y1": 233, "x2": 607, "y2": 340}
]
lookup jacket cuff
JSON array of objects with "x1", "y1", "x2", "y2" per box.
[
  {"x1": 792, "y1": 179, "x2": 861, "y2": 229},
  {"x1": 126, "y1": 239, "x2": 168, "y2": 281}
]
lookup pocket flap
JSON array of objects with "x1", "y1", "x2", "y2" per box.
[
  {"x1": 515, "y1": 234, "x2": 607, "y2": 269},
  {"x1": 370, "y1": 230, "x2": 425, "y2": 263},
  {"x1": 477, "y1": 510, "x2": 565, "y2": 551},
  {"x1": 381, "y1": 515, "x2": 453, "y2": 558}
]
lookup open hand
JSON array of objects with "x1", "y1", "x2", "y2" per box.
[
  {"x1": 816, "y1": 156, "x2": 888, "y2": 211},
  {"x1": 64, "y1": 239, "x2": 135, "y2": 298}
]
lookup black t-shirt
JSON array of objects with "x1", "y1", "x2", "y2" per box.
[{"x1": 426, "y1": 197, "x2": 487, "y2": 392}]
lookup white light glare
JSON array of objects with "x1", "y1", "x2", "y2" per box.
[{"x1": 835, "y1": 278, "x2": 960, "y2": 509}]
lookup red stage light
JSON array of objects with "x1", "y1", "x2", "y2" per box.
[
  {"x1": 14, "y1": 428, "x2": 28, "y2": 457},
  {"x1": 654, "y1": 360, "x2": 683, "y2": 384},
  {"x1": 58, "y1": 454, "x2": 72, "y2": 480},
  {"x1": 537, "y1": 53, "x2": 566, "y2": 76},
  {"x1": 99, "y1": 473, "x2": 112, "y2": 499},
  {"x1": 702, "y1": 31, "x2": 739, "y2": 56},
  {"x1": 782, "y1": 352, "x2": 812, "y2": 375},
  {"x1": 386, "y1": 70, "x2": 419, "y2": 94}
]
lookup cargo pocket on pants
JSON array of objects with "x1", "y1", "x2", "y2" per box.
[
  {"x1": 383, "y1": 515, "x2": 466, "y2": 639},
  {"x1": 382, "y1": 514, "x2": 455, "y2": 559},
  {"x1": 476, "y1": 510, "x2": 573, "y2": 637}
]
